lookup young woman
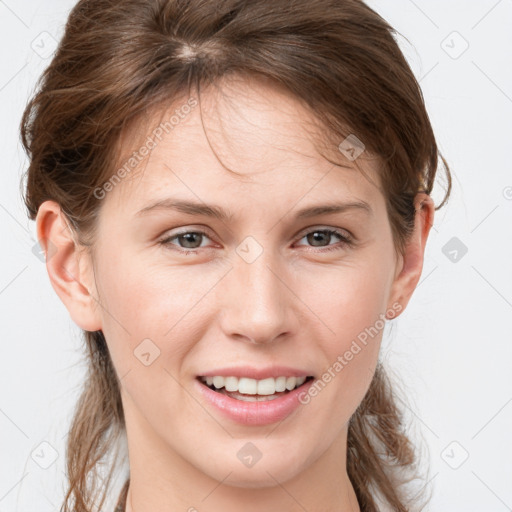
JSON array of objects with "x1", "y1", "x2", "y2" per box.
[{"x1": 20, "y1": 0, "x2": 451, "y2": 510}]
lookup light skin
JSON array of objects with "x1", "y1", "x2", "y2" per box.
[{"x1": 36, "y1": 76, "x2": 434, "y2": 512}]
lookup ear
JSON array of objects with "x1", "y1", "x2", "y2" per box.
[
  {"x1": 386, "y1": 192, "x2": 435, "y2": 317},
  {"x1": 35, "y1": 200, "x2": 103, "y2": 332}
]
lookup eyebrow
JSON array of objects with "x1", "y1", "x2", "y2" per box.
[{"x1": 135, "y1": 198, "x2": 373, "y2": 220}]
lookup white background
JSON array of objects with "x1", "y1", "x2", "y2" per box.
[{"x1": 1, "y1": 1, "x2": 511, "y2": 511}]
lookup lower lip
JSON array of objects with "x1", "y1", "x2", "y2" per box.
[{"x1": 195, "y1": 378, "x2": 314, "y2": 426}]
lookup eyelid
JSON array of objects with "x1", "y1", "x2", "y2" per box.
[
  {"x1": 159, "y1": 225, "x2": 216, "y2": 240},
  {"x1": 159, "y1": 225, "x2": 352, "y2": 242},
  {"x1": 295, "y1": 224, "x2": 353, "y2": 241},
  {"x1": 158, "y1": 226, "x2": 218, "y2": 248},
  {"x1": 158, "y1": 224, "x2": 354, "y2": 253}
]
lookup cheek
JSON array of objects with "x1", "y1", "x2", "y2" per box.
[
  {"x1": 95, "y1": 257, "x2": 208, "y2": 426},
  {"x1": 95, "y1": 255, "x2": 225, "y2": 371},
  {"x1": 302, "y1": 255, "x2": 392, "y2": 346},
  {"x1": 297, "y1": 257, "x2": 391, "y2": 418}
]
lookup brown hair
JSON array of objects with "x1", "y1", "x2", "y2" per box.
[{"x1": 20, "y1": 0, "x2": 451, "y2": 510}]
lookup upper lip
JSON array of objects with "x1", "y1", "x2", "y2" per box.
[{"x1": 197, "y1": 365, "x2": 314, "y2": 380}]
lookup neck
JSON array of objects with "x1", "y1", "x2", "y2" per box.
[
  {"x1": 123, "y1": 429, "x2": 360, "y2": 512},
  {"x1": 121, "y1": 387, "x2": 360, "y2": 512}
]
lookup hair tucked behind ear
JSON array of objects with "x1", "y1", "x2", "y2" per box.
[
  {"x1": 20, "y1": 0, "x2": 451, "y2": 510},
  {"x1": 348, "y1": 363, "x2": 423, "y2": 511},
  {"x1": 62, "y1": 331, "x2": 126, "y2": 512}
]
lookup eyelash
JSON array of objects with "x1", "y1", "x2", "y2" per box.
[{"x1": 158, "y1": 227, "x2": 354, "y2": 255}]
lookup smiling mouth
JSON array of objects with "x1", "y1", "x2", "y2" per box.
[{"x1": 197, "y1": 375, "x2": 315, "y2": 402}]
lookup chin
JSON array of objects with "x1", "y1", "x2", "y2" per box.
[
  {"x1": 222, "y1": 470, "x2": 295, "y2": 489},
  {"x1": 204, "y1": 454, "x2": 307, "y2": 489}
]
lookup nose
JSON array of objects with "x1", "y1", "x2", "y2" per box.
[{"x1": 218, "y1": 249, "x2": 296, "y2": 345}]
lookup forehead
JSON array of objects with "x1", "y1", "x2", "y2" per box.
[{"x1": 105, "y1": 75, "x2": 383, "y2": 216}]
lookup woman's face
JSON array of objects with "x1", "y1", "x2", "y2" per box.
[{"x1": 69, "y1": 77, "x2": 416, "y2": 489}]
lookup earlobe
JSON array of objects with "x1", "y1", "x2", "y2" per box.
[
  {"x1": 35, "y1": 200, "x2": 102, "y2": 332},
  {"x1": 386, "y1": 192, "x2": 435, "y2": 316}
]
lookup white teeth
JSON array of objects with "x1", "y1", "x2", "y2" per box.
[
  {"x1": 285, "y1": 377, "x2": 297, "y2": 390},
  {"x1": 257, "y1": 377, "x2": 276, "y2": 395},
  {"x1": 212, "y1": 376, "x2": 224, "y2": 389},
  {"x1": 238, "y1": 377, "x2": 258, "y2": 394},
  {"x1": 224, "y1": 376, "x2": 238, "y2": 392},
  {"x1": 275, "y1": 376, "x2": 287, "y2": 392},
  {"x1": 200, "y1": 375, "x2": 309, "y2": 395}
]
